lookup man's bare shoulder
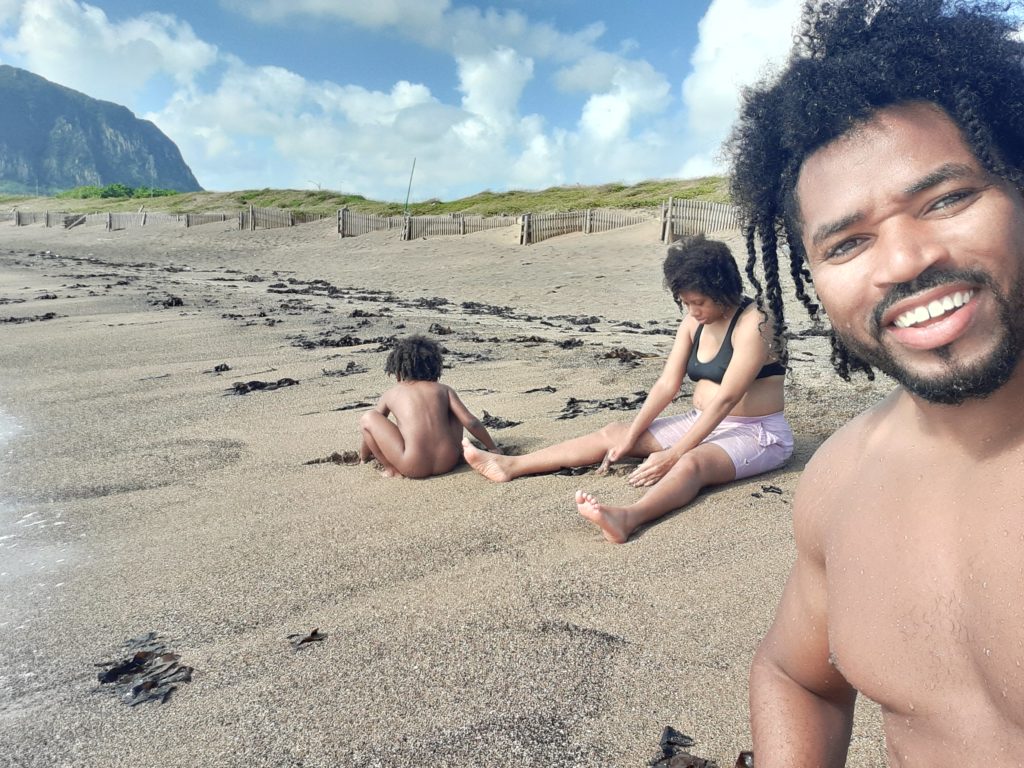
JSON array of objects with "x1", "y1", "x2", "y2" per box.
[
  {"x1": 804, "y1": 390, "x2": 901, "y2": 478},
  {"x1": 794, "y1": 389, "x2": 903, "y2": 533}
]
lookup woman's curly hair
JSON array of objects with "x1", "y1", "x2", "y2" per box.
[
  {"x1": 385, "y1": 335, "x2": 443, "y2": 381},
  {"x1": 663, "y1": 233, "x2": 745, "y2": 310},
  {"x1": 725, "y1": 0, "x2": 1024, "y2": 380}
]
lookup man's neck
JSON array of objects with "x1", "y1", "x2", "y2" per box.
[{"x1": 903, "y1": 362, "x2": 1024, "y2": 456}]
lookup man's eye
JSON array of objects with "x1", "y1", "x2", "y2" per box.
[
  {"x1": 824, "y1": 237, "x2": 865, "y2": 261},
  {"x1": 930, "y1": 190, "x2": 973, "y2": 212}
]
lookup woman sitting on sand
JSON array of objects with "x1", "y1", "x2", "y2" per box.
[{"x1": 464, "y1": 233, "x2": 792, "y2": 543}]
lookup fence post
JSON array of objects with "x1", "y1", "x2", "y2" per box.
[
  {"x1": 106, "y1": 212, "x2": 112, "y2": 231},
  {"x1": 520, "y1": 213, "x2": 531, "y2": 245},
  {"x1": 584, "y1": 208, "x2": 592, "y2": 235},
  {"x1": 249, "y1": 204, "x2": 255, "y2": 231},
  {"x1": 338, "y1": 208, "x2": 345, "y2": 236},
  {"x1": 662, "y1": 197, "x2": 673, "y2": 243},
  {"x1": 402, "y1": 215, "x2": 412, "y2": 241}
]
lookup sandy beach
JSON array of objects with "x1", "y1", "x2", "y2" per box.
[{"x1": 0, "y1": 217, "x2": 889, "y2": 766}]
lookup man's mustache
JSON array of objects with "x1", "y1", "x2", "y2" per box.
[{"x1": 871, "y1": 268, "x2": 992, "y2": 336}]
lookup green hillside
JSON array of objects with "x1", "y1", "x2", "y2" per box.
[{"x1": 0, "y1": 177, "x2": 728, "y2": 217}]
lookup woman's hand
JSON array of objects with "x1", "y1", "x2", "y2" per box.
[
  {"x1": 597, "y1": 438, "x2": 636, "y2": 475},
  {"x1": 627, "y1": 449, "x2": 680, "y2": 487}
]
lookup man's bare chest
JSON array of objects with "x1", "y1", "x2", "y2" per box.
[{"x1": 823, "y1": 458, "x2": 1024, "y2": 727}]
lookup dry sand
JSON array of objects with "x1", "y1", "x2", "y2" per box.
[{"x1": 0, "y1": 217, "x2": 890, "y2": 766}]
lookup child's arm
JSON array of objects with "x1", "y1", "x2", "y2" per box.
[
  {"x1": 447, "y1": 387, "x2": 499, "y2": 451},
  {"x1": 373, "y1": 390, "x2": 392, "y2": 416}
]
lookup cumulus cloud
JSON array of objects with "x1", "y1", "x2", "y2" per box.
[
  {"x1": 220, "y1": 0, "x2": 450, "y2": 28},
  {"x1": 678, "y1": 0, "x2": 803, "y2": 176},
  {"x1": 0, "y1": 0, "x2": 812, "y2": 199},
  {"x1": 456, "y1": 47, "x2": 534, "y2": 135},
  {"x1": 0, "y1": 0, "x2": 216, "y2": 103}
]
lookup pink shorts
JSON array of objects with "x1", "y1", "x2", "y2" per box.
[{"x1": 647, "y1": 409, "x2": 794, "y2": 480}]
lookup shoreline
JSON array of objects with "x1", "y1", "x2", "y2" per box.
[{"x1": 0, "y1": 222, "x2": 889, "y2": 766}]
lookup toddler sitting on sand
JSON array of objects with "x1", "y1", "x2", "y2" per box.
[{"x1": 359, "y1": 334, "x2": 499, "y2": 478}]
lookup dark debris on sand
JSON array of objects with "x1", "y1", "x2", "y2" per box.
[
  {"x1": 304, "y1": 451, "x2": 361, "y2": 466},
  {"x1": 650, "y1": 726, "x2": 756, "y2": 768},
  {"x1": 322, "y1": 361, "x2": 368, "y2": 377},
  {"x1": 95, "y1": 632, "x2": 194, "y2": 707},
  {"x1": 288, "y1": 628, "x2": 328, "y2": 651},
  {"x1": 1, "y1": 312, "x2": 59, "y2": 324},
  {"x1": 480, "y1": 411, "x2": 522, "y2": 430},
  {"x1": 334, "y1": 401, "x2": 374, "y2": 411},
  {"x1": 228, "y1": 378, "x2": 299, "y2": 395},
  {"x1": 556, "y1": 391, "x2": 647, "y2": 420},
  {"x1": 601, "y1": 347, "x2": 657, "y2": 366}
]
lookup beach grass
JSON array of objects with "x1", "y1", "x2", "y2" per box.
[{"x1": 0, "y1": 176, "x2": 729, "y2": 217}]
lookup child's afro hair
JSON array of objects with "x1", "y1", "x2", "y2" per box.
[{"x1": 385, "y1": 334, "x2": 443, "y2": 381}]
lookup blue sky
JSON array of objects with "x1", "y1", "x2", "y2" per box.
[{"x1": 0, "y1": 0, "x2": 804, "y2": 201}]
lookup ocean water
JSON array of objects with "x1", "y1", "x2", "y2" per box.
[{"x1": 0, "y1": 407, "x2": 72, "y2": 631}]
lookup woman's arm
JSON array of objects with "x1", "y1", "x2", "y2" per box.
[
  {"x1": 628, "y1": 306, "x2": 772, "y2": 485},
  {"x1": 601, "y1": 318, "x2": 693, "y2": 466}
]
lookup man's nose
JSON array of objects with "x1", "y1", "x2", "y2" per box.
[{"x1": 871, "y1": 219, "x2": 949, "y2": 287}]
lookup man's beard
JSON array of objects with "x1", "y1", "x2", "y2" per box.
[{"x1": 835, "y1": 268, "x2": 1024, "y2": 406}]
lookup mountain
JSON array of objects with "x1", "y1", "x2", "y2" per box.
[{"x1": 0, "y1": 65, "x2": 202, "y2": 194}]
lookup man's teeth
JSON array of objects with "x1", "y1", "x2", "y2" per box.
[{"x1": 893, "y1": 290, "x2": 974, "y2": 329}]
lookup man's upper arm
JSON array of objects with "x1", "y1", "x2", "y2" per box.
[{"x1": 757, "y1": 451, "x2": 852, "y2": 700}]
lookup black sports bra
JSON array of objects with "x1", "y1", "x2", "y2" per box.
[{"x1": 685, "y1": 297, "x2": 787, "y2": 384}]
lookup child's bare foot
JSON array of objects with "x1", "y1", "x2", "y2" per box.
[
  {"x1": 381, "y1": 466, "x2": 405, "y2": 478},
  {"x1": 575, "y1": 489, "x2": 631, "y2": 544},
  {"x1": 463, "y1": 439, "x2": 513, "y2": 482}
]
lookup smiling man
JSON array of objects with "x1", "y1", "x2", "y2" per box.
[{"x1": 725, "y1": 1, "x2": 1024, "y2": 765}]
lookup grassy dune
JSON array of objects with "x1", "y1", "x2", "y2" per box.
[{"x1": 0, "y1": 177, "x2": 728, "y2": 216}]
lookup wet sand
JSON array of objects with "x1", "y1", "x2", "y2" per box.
[{"x1": 0, "y1": 218, "x2": 889, "y2": 766}]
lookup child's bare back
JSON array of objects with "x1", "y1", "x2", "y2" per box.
[{"x1": 358, "y1": 335, "x2": 497, "y2": 479}]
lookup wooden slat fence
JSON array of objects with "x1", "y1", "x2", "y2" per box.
[
  {"x1": 107, "y1": 212, "x2": 182, "y2": 230},
  {"x1": 12, "y1": 211, "x2": 47, "y2": 225},
  {"x1": 185, "y1": 213, "x2": 234, "y2": 228},
  {"x1": 402, "y1": 213, "x2": 519, "y2": 240},
  {"x1": 464, "y1": 214, "x2": 519, "y2": 234},
  {"x1": 520, "y1": 210, "x2": 585, "y2": 244},
  {"x1": 586, "y1": 208, "x2": 654, "y2": 234},
  {"x1": 661, "y1": 198, "x2": 740, "y2": 243},
  {"x1": 337, "y1": 208, "x2": 404, "y2": 237},
  {"x1": 519, "y1": 208, "x2": 651, "y2": 244}
]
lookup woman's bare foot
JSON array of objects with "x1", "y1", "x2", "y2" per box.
[
  {"x1": 575, "y1": 489, "x2": 631, "y2": 544},
  {"x1": 463, "y1": 439, "x2": 514, "y2": 482}
]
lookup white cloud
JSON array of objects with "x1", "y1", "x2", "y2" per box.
[
  {"x1": 456, "y1": 47, "x2": 534, "y2": 134},
  {"x1": 0, "y1": 0, "x2": 216, "y2": 103},
  {"x1": 578, "y1": 59, "x2": 670, "y2": 144},
  {"x1": 220, "y1": 0, "x2": 450, "y2": 29},
  {"x1": 678, "y1": 0, "x2": 803, "y2": 174},
  {"x1": 0, "y1": 0, "x2": 812, "y2": 200}
]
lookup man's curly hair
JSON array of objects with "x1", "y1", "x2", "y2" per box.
[
  {"x1": 726, "y1": 0, "x2": 1024, "y2": 380},
  {"x1": 385, "y1": 334, "x2": 443, "y2": 381},
  {"x1": 663, "y1": 233, "x2": 744, "y2": 310}
]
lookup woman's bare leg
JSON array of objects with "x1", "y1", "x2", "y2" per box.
[
  {"x1": 359, "y1": 411, "x2": 406, "y2": 477},
  {"x1": 464, "y1": 422, "x2": 659, "y2": 482},
  {"x1": 576, "y1": 444, "x2": 736, "y2": 543}
]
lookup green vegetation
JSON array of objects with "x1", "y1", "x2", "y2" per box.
[
  {"x1": 56, "y1": 184, "x2": 179, "y2": 199},
  {"x1": 4, "y1": 176, "x2": 730, "y2": 215}
]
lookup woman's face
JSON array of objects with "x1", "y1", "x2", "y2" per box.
[{"x1": 677, "y1": 290, "x2": 728, "y2": 324}]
